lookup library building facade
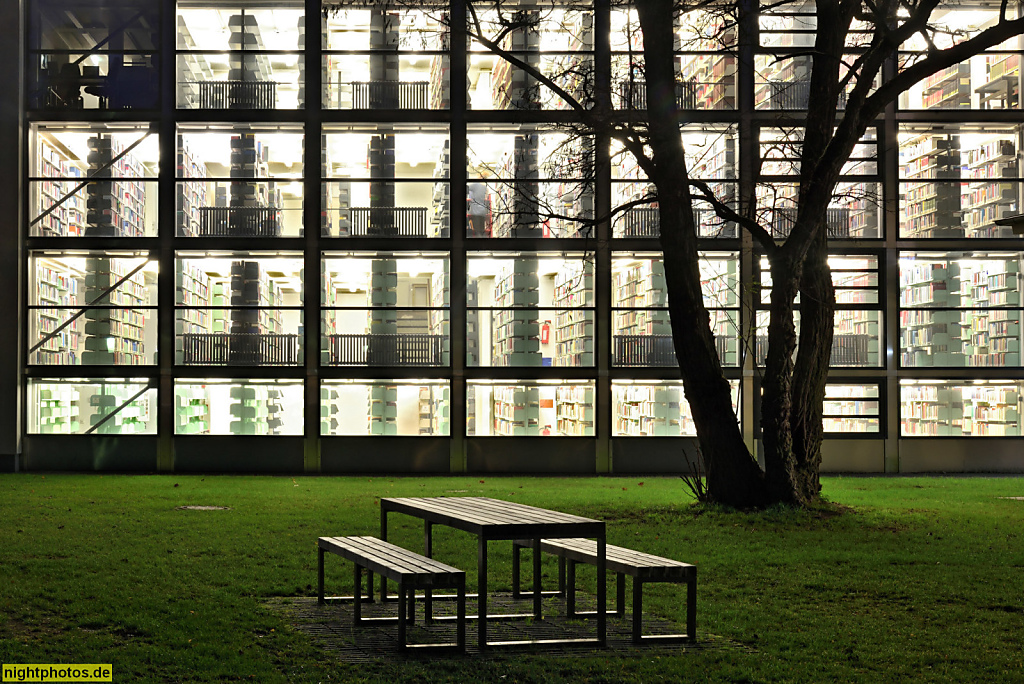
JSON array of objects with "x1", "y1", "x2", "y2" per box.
[{"x1": 3, "y1": 0, "x2": 1024, "y2": 474}]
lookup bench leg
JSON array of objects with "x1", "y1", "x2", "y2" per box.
[
  {"x1": 616, "y1": 573, "x2": 626, "y2": 616},
  {"x1": 558, "y1": 557, "x2": 566, "y2": 595},
  {"x1": 353, "y1": 563, "x2": 362, "y2": 624},
  {"x1": 456, "y1": 575, "x2": 466, "y2": 651},
  {"x1": 397, "y1": 579, "x2": 407, "y2": 649},
  {"x1": 632, "y1": 579, "x2": 643, "y2": 644},
  {"x1": 533, "y1": 538, "x2": 543, "y2": 620},
  {"x1": 478, "y1": 537, "x2": 488, "y2": 650},
  {"x1": 566, "y1": 559, "x2": 576, "y2": 618},
  {"x1": 317, "y1": 548, "x2": 325, "y2": 605},
  {"x1": 511, "y1": 542, "x2": 521, "y2": 599},
  {"x1": 424, "y1": 521, "x2": 433, "y2": 623},
  {"x1": 687, "y1": 570, "x2": 697, "y2": 643}
]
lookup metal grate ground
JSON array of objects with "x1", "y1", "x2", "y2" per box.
[{"x1": 266, "y1": 592, "x2": 745, "y2": 663}]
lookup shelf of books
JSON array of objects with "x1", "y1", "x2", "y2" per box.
[
  {"x1": 492, "y1": 260, "x2": 541, "y2": 366},
  {"x1": 34, "y1": 262, "x2": 80, "y2": 365},
  {"x1": 553, "y1": 265, "x2": 593, "y2": 366},
  {"x1": 175, "y1": 386, "x2": 210, "y2": 434},
  {"x1": 431, "y1": 385, "x2": 450, "y2": 435},
  {"x1": 899, "y1": 261, "x2": 963, "y2": 367},
  {"x1": 679, "y1": 14, "x2": 737, "y2": 111},
  {"x1": 613, "y1": 259, "x2": 672, "y2": 366},
  {"x1": 82, "y1": 258, "x2": 148, "y2": 365},
  {"x1": 490, "y1": 20, "x2": 541, "y2": 110},
  {"x1": 901, "y1": 383, "x2": 1022, "y2": 436},
  {"x1": 900, "y1": 132, "x2": 963, "y2": 238},
  {"x1": 431, "y1": 139, "x2": 450, "y2": 236},
  {"x1": 175, "y1": 262, "x2": 211, "y2": 363},
  {"x1": 321, "y1": 385, "x2": 340, "y2": 435},
  {"x1": 176, "y1": 134, "x2": 208, "y2": 236},
  {"x1": 614, "y1": 385, "x2": 685, "y2": 436},
  {"x1": 555, "y1": 385, "x2": 594, "y2": 436},
  {"x1": 88, "y1": 385, "x2": 149, "y2": 434},
  {"x1": 492, "y1": 385, "x2": 540, "y2": 436},
  {"x1": 320, "y1": 267, "x2": 338, "y2": 365},
  {"x1": 369, "y1": 384, "x2": 398, "y2": 435},
  {"x1": 490, "y1": 135, "x2": 540, "y2": 238},
  {"x1": 921, "y1": 64, "x2": 971, "y2": 109},
  {"x1": 176, "y1": 16, "x2": 214, "y2": 108},
  {"x1": 229, "y1": 384, "x2": 272, "y2": 435},
  {"x1": 431, "y1": 270, "x2": 450, "y2": 365},
  {"x1": 976, "y1": 53, "x2": 1019, "y2": 109},
  {"x1": 85, "y1": 136, "x2": 147, "y2": 237},
  {"x1": 962, "y1": 138, "x2": 1018, "y2": 238},
  {"x1": 36, "y1": 385, "x2": 80, "y2": 434},
  {"x1": 35, "y1": 136, "x2": 85, "y2": 236},
  {"x1": 822, "y1": 384, "x2": 880, "y2": 433}
]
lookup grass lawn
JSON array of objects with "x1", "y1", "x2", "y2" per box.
[{"x1": 0, "y1": 474, "x2": 1022, "y2": 683}]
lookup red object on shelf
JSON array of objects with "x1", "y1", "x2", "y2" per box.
[{"x1": 540, "y1": 321, "x2": 551, "y2": 344}]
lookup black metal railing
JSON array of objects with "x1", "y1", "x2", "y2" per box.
[
  {"x1": 328, "y1": 333, "x2": 445, "y2": 366},
  {"x1": 349, "y1": 207, "x2": 428, "y2": 237},
  {"x1": 770, "y1": 207, "x2": 850, "y2": 238},
  {"x1": 613, "y1": 334, "x2": 678, "y2": 367},
  {"x1": 756, "y1": 333, "x2": 872, "y2": 366},
  {"x1": 196, "y1": 81, "x2": 277, "y2": 109},
  {"x1": 618, "y1": 80, "x2": 702, "y2": 110},
  {"x1": 196, "y1": 207, "x2": 281, "y2": 237},
  {"x1": 618, "y1": 207, "x2": 736, "y2": 238},
  {"x1": 180, "y1": 333, "x2": 299, "y2": 366},
  {"x1": 351, "y1": 81, "x2": 429, "y2": 109},
  {"x1": 757, "y1": 80, "x2": 848, "y2": 110}
]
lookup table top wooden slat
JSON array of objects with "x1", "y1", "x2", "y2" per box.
[{"x1": 381, "y1": 497, "x2": 604, "y2": 540}]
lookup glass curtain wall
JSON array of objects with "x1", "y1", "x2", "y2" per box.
[{"x1": 20, "y1": 0, "x2": 1024, "y2": 473}]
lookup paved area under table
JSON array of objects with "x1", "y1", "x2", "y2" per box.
[{"x1": 266, "y1": 593, "x2": 747, "y2": 662}]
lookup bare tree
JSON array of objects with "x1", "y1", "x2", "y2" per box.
[{"x1": 326, "y1": 0, "x2": 1024, "y2": 507}]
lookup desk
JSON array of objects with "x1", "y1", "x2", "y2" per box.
[{"x1": 380, "y1": 497, "x2": 606, "y2": 649}]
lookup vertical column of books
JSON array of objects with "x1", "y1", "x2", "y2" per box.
[
  {"x1": 228, "y1": 13, "x2": 272, "y2": 101},
  {"x1": 175, "y1": 262, "x2": 211, "y2": 363},
  {"x1": 493, "y1": 261, "x2": 541, "y2": 366},
  {"x1": 977, "y1": 53, "x2": 1019, "y2": 109},
  {"x1": 175, "y1": 387, "x2": 210, "y2": 434},
  {"x1": 963, "y1": 139, "x2": 1018, "y2": 238},
  {"x1": 369, "y1": 384, "x2": 398, "y2": 435},
  {"x1": 922, "y1": 64, "x2": 971, "y2": 109},
  {"x1": 553, "y1": 266, "x2": 593, "y2": 366},
  {"x1": 321, "y1": 386, "x2": 339, "y2": 435},
  {"x1": 266, "y1": 387, "x2": 284, "y2": 435},
  {"x1": 36, "y1": 138, "x2": 83, "y2": 236},
  {"x1": 418, "y1": 387, "x2": 433, "y2": 434},
  {"x1": 35, "y1": 263, "x2": 80, "y2": 364},
  {"x1": 37, "y1": 385, "x2": 80, "y2": 433},
  {"x1": 679, "y1": 17, "x2": 736, "y2": 109},
  {"x1": 899, "y1": 262, "x2": 963, "y2": 366},
  {"x1": 369, "y1": 10, "x2": 400, "y2": 106},
  {"x1": 85, "y1": 135, "x2": 146, "y2": 237},
  {"x1": 230, "y1": 133, "x2": 278, "y2": 237},
  {"x1": 689, "y1": 137, "x2": 736, "y2": 236},
  {"x1": 176, "y1": 134, "x2": 208, "y2": 237},
  {"x1": 493, "y1": 386, "x2": 540, "y2": 435},
  {"x1": 614, "y1": 386, "x2": 682, "y2": 436},
  {"x1": 615, "y1": 156, "x2": 654, "y2": 237},
  {"x1": 320, "y1": 268, "x2": 337, "y2": 365},
  {"x1": 431, "y1": 270, "x2": 450, "y2": 365},
  {"x1": 82, "y1": 258, "x2": 147, "y2": 365},
  {"x1": 323, "y1": 134, "x2": 350, "y2": 236},
  {"x1": 900, "y1": 132, "x2": 963, "y2": 238},
  {"x1": 368, "y1": 259, "x2": 398, "y2": 364},
  {"x1": 964, "y1": 387, "x2": 1020, "y2": 436},
  {"x1": 88, "y1": 386, "x2": 149, "y2": 434},
  {"x1": 368, "y1": 134, "x2": 396, "y2": 234},
  {"x1": 555, "y1": 386, "x2": 593, "y2": 435},
  {"x1": 431, "y1": 140, "x2": 450, "y2": 237},
  {"x1": 550, "y1": 12, "x2": 593, "y2": 107},
  {"x1": 466, "y1": 281, "x2": 480, "y2": 366},
  {"x1": 490, "y1": 14, "x2": 540, "y2": 109},
  {"x1": 613, "y1": 260, "x2": 671, "y2": 365},
  {"x1": 901, "y1": 385, "x2": 963, "y2": 435},
  {"x1": 229, "y1": 261, "x2": 262, "y2": 367},
  {"x1": 822, "y1": 385, "x2": 880, "y2": 433},
  {"x1": 429, "y1": 16, "x2": 451, "y2": 109},
  {"x1": 985, "y1": 260, "x2": 1021, "y2": 366},
  {"x1": 229, "y1": 385, "x2": 269, "y2": 435},
  {"x1": 755, "y1": 19, "x2": 809, "y2": 110},
  {"x1": 431, "y1": 386, "x2": 450, "y2": 435},
  {"x1": 211, "y1": 280, "x2": 229, "y2": 333}
]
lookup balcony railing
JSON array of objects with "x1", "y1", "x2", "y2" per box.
[
  {"x1": 328, "y1": 333, "x2": 445, "y2": 366},
  {"x1": 618, "y1": 81, "x2": 702, "y2": 110},
  {"x1": 350, "y1": 81, "x2": 429, "y2": 109},
  {"x1": 180, "y1": 332, "x2": 299, "y2": 366},
  {"x1": 618, "y1": 207, "x2": 737, "y2": 238},
  {"x1": 756, "y1": 80, "x2": 848, "y2": 110},
  {"x1": 196, "y1": 207, "x2": 282, "y2": 237},
  {"x1": 770, "y1": 207, "x2": 850, "y2": 238},
  {"x1": 349, "y1": 207, "x2": 428, "y2": 237},
  {"x1": 756, "y1": 333, "x2": 872, "y2": 366},
  {"x1": 194, "y1": 81, "x2": 277, "y2": 109}
]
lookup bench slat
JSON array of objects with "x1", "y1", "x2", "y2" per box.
[
  {"x1": 518, "y1": 538, "x2": 694, "y2": 580},
  {"x1": 319, "y1": 536, "x2": 463, "y2": 586}
]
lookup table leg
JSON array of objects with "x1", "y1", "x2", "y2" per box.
[
  {"x1": 597, "y1": 535, "x2": 606, "y2": 646},
  {"x1": 511, "y1": 542, "x2": 521, "y2": 599},
  {"x1": 353, "y1": 563, "x2": 362, "y2": 623},
  {"x1": 424, "y1": 520, "x2": 433, "y2": 623},
  {"x1": 478, "y1": 536, "x2": 488, "y2": 650},
  {"x1": 532, "y1": 537, "x2": 542, "y2": 619},
  {"x1": 397, "y1": 578, "x2": 407, "y2": 649}
]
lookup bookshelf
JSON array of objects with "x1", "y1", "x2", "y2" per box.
[
  {"x1": 492, "y1": 259, "x2": 541, "y2": 366},
  {"x1": 977, "y1": 53, "x2": 1019, "y2": 109},
  {"x1": 962, "y1": 138, "x2": 1018, "y2": 238},
  {"x1": 176, "y1": 16, "x2": 214, "y2": 108},
  {"x1": 553, "y1": 265, "x2": 593, "y2": 366},
  {"x1": 822, "y1": 385, "x2": 880, "y2": 433},
  {"x1": 555, "y1": 385, "x2": 594, "y2": 436},
  {"x1": 492, "y1": 385, "x2": 540, "y2": 436},
  {"x1": 900, "y1": 132, "x2": 963, "y2": 238},
  {"x1": 921, "y1": 63, "x2": 971, "y2": 109},
  {"x1": 176, "y1": 133, "x2": 208, "y2": 237},
  {"x1": 614, "y1": 385, "x2": 684, "y2": 436},
  {"x1": 431, "y1": 385, "x2": 450, "y2": 435},
  {"x1": 490, "y1": 16, "x2": 541, "y2": 110},
  {"x1": 899, "y1": 261, "x2": 963, "y2": 367},
  {"x1": 369, "y1": 384, "x2": 398, "y2": 435},
  {"x1": 35, "y1": 136, "x2": 85, "y2": 236},
  {"x1": 36, "y1": 385, "x2": 80, "y2": 434},
  {"x1": 431, "y1": 270, "x2": 450, "y2": 365},
  {"x1": 175, "y1": 386, "x2": 210, "y2": 434},
  {"x1": 82, "y1": 257, "x2": 148, "y2": 365},
  {"x1": 431, "y1": 139, "x2": 450, "y2": 236},
  {"x1": 34, "y1": 261, "x2": 80, "y2": 365},
  {"x1": 901, "y1": 383, "x2": 1021, "y2": 436},
  {"x1": 85, "y1": 135, "x2": 147, "y2": 237},
  {"x1": 87, "y1": 384, "x2": 149, "y2": 434},
  {"x1": 229, "y1": 384, "x2": 270, "y2": 435},
  {"x1": 175, "y1": 261, "x2": 211, "y2": 363},
  {"x1": 320, "y1": 385, "x2": 340, "y2": 435}
]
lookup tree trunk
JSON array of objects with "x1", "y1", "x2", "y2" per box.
[{"x1": 637, "y1": 0, "x2": 767, "y2": 508}]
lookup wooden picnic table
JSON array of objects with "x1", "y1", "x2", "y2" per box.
[{"x1": 380, "y1": 496, "x2": 607, "y2": 650}]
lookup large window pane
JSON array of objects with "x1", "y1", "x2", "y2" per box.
[
  {"x1": 612, "y1": 380, "x2": 740, "y2": 436},
  {"x1": 28, "y1": 379, "x2": 156, "y2": 435},
  {"x1": 321, "y1": 381, "x2": 450, "y2": 436},
  {"x1": 901, "y1": 380, "x2": 1021, "y2": 436},
  {"x1": 174, "y1": 380, "x2": 303, "y2": 435},
  {"x1": 467, "y1": 381, "x2": 595, "y2": 436}
]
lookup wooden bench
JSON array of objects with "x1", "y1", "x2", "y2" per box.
[
  {"x1": 318, "y1": 536, "x2": 466, "y2": 651},
  {"x1": 513, "y1": 538, "x2": 696, "y2": 643}
]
